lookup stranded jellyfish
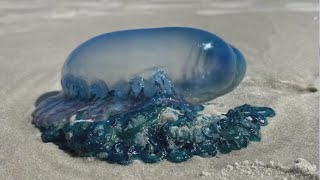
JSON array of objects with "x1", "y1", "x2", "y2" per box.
[{"x1": 32, "y1": 27, "x2": 275, "y2": 164}]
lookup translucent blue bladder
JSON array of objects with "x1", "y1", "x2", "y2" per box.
[
  {"x1": 61, "y1": 27, "x2": 246, "y2": 103},
  {"x1": 32, "y1": 27, "x2": 274, "y2": 164}
]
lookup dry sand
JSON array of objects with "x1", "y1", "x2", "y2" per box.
[{"x1": 0, "y1": 0, "x2": 319, "y2": 179}]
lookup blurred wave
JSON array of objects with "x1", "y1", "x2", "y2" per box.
[{"x1": 0, "y1": 0, "x2": 317, "y2": 21}]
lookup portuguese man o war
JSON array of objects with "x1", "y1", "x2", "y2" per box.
[{"x1": 32, "y1": 27, "x2": 275, "y2": 164}]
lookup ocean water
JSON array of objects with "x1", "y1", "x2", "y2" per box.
[{"x1": 0, "y1": 0, "x2": 317, "y2": 21}]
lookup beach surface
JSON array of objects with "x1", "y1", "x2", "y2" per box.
[{"x1": 0, "y1": 0, "x2": 319, "y2": 179}]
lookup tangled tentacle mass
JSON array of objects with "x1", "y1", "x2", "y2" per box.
[{"x1": 33, "y1": 71, "x2": 275, "y2": 164}]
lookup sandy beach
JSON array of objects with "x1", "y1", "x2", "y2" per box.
[{"x1": 0, "y1": 0, "x2": 319, "y2": 179}]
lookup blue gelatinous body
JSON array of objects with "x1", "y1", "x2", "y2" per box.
[
  {"x1": 32, "y1": 27, "x2": 274, "y2": 164},
  {"x1": 62, "y1": 27, "x2": 246, "y2": 103}
]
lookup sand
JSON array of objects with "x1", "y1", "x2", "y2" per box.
[{"x1": 0, "y1": 0, "x2": 319, "y2": 179}]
